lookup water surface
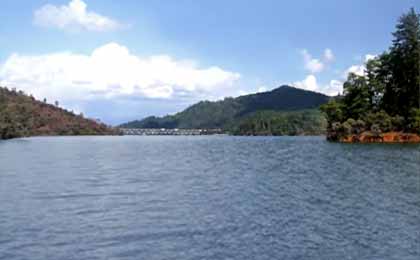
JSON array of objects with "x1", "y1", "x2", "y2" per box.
[{"x1": 0, "y1": 136, "x2": 419, "y2": 259}]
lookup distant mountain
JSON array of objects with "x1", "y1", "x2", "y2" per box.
[
  {"x1": 0, "y1": 86, "x2": 119, "y2": 139},
  {"x1": 120, "y1": 85, "x2": 330, "y2": 134}
]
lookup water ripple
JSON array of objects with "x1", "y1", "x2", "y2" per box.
[{"x1": 0, "y1": 136, "x2": 419, "y2": 260}]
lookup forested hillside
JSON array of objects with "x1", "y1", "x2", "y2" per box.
[
  {"x1": 120, "y1": 85, "x2": 330, "y2": 135},
  {"x1": 232, "y1": 110, "x2": 327, "y2": 136},
  {"x1": 0, "y1": 87, "x2": 119, "y2": 139}
]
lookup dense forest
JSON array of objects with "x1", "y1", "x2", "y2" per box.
[
  {"x1": 0, "y1": 87, "x2": 119, "y2": 139},
  {"x1": 120, "y1": 85, "x2": 330, "y2": 135},
  {"x1": 321, "y1": 8, "x2": 420, "y2": 142},
  {"x1": 232, "y1": 109, "x2": 327, "y2": 136}
]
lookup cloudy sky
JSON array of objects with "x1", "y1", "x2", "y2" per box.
[{"x1": 0, "y1": 0, "x2": 416, "y2": 124}]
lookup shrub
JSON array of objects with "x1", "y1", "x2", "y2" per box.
[
  {"x1": 341, "y1": 121, "x2": 352, "y2": 136},
  {"x1": 409, "y1": 108, "x2": 420, "y2": 134},
  {"x1": 371, "y1": 124, "x2": 382, "y2": 136},
  {"x1": 355, "y1": 119, "x2": 366, "y2": 134},
  {"x1": 390, "y1": 115, "x2": 404, "y2": 131},
  {"x1": 347, "y1": 118, "x2": 367, "y2": 134},
  {"x1": 364, "y1": 111, "x2": 392, "y2": 132},
  {"x1": 320, "y1": 100, "x2": 343, "y2": 126}
]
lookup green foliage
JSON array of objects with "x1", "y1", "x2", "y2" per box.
[
  {"x1": 342, "y1": 73, "x2": 372, "y2": 119},
  {"x1": 121, "y1": 86, "x2": 331, "y2": 134},
  {"x1": 320, "y1": 100, "x2": 343, "y2": 126},
  {"x1": 354, "y1": 119, "x2": 366, "y2": 134},
  {"x1": 341, "y1": 121, "x2": 352, "y2": 136},
  {"x1": 386, "y1": 8, "x2": 420, "y2": 115},
  {"x1": 370, "y1": 124, "x2": 382, "y2": 137},
  {"x1": 322, "y1": 8, "x2": 420, "y2": 138},
  {"x1": 409, "y1": 108, "x2": 420, "y2": 133},
  {"x1": 232, "y1": 110, "x2": 327, "y2": 136},
  {"x1": 391, "y1": 115, "x2": 405, "y2": 131},
  {"x1": 364, "y1": 111, "x2": 393, "y2": 132},
  {"x1": 326, "y1": 121, "x2": 353, "y2": 141},
  {"x1": 365, "y1": 58, "x2": 386, "y2": 109}
]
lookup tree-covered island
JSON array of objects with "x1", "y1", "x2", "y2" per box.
[{"x1": 321, "y1": 8, "x2": 420, "y2": 143}]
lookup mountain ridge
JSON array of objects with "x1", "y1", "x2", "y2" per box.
[{"x1": 120, "y1": 85, "x2": 330, "y2": 132}]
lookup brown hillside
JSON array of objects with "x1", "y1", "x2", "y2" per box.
[{"x1": 0, "y1": 86, "x2": 119, "y2": 139}]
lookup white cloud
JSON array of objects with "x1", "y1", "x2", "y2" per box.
[
  {"x1": 237, "y1": 86, "x2": 268, "y2": 97},
  {"x1": 294, "y1": 51, "x2": 376, "y2": 96},
  {"x1": 324, "y1": 48, "x2": 335, "y2": 62},
  {"x1": 293, "y1": 75, "x2": 343, "y2": 96},
  {"x1": 238, "y1": 90, "x2": 251, "y2": 96},
  {"x1": 236, "y1": 85, "x2": 269, "y2": 98},
  {"x1": 257, "y1": 86, "x2": 267, "y2": 93},
  {"x1": 324, "y1": 79, "x2": 343, "y2": 96},
  {"x1": 344, "y1": 65, "x2": 365, "y2": 77},
  {"x1": 364, "y1": 54, "x2": 376, "y2": 62},
  {"x1": 301, "y1": 49, "x2": 325, "y2": 74},
  {"x1": 34, "y1": 0, "x2": 122, "y2": 32},
  {"x1": 294, "y1": 74, "x2": 318, "y2": 92},
  {"x1": 343, "y1": 54, "x2": 376, "y2": 78},
  {"x1": 0, "y1": 42, "x2": 241, "y2": 103}
]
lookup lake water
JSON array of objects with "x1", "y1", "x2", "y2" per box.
[{"x1": 0, "y1": 136, "x2": 419, "y2": 260}]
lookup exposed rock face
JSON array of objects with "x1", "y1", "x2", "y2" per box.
[{"x1": 339, "y1": 132, "x2": 420, "y2": 143}]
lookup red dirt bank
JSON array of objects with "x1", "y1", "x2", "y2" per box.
[{"x1": 340, "y1": 132, "x2": 420, "y2": 143}]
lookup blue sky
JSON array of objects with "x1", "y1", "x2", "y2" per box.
[{"x1": 0, "y1": 0, "x2": 417, "y2": 124}]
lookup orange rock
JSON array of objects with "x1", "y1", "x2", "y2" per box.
[{"x1": 339, "y1": 132, "x2": 420, "y2": 143}]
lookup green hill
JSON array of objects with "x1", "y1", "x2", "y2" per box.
[
  {"x1": 120, "y1": 85, "x2": 330, "y2": 135},
  {"x1": 232, "y1": 109, "x2": 327, "y2": 136},
  {"x1": 0, "y1": 86, "x2": 119, "y2": 140}
]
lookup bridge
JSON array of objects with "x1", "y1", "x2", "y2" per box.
[{"x1": 121, "y1": 128, "x2": 223, "y2": 136}]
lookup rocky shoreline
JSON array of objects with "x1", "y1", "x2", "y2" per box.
[{"x1": 335, "y1": 132, "x2": 420, "y2": 143}]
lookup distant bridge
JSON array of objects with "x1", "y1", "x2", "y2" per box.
[{"x1": 121, "y1": 128, "x2": 223, "y2": 136}]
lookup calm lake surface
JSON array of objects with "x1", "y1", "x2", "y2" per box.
[{"x1": 0, "y1": 136, "x2": 419, "y2": 260}]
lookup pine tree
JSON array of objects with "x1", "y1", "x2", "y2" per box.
[
  {"x1": 366, "y1": 57, "x2": 386, "y2": 110},
  {"x1": 342, "y1": 73, "x2": 371, "y2": 120},
  {"x1": 385, "y1": 8, "x2": 420, "y2": 116}
]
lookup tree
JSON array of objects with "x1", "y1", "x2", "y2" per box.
[
  {"x1": 54, "y1": 101, "x2": 59, "y2": 107},
  {"x1": 0, "y1": 86, "x2": 116, "y2": 140},
  {"x1": 385, "y1": 8, "x2": 420, "y2": 116},
  {"x1": 365, "y1": 57, "x2": 386, "y2": 110},
  {"x1": 321, "y1": 8, "x2": 420, "y2": 139},
  {"x1": 375, "y1": 52, "x2": 396, "y2": 113},
  {"x1": 409, "y1": 108, "x2": 420, "y2": 133},
  {"x1": 320, "y1": 100, "x2": 343, "y2": 126},
  {"x1": 365, "y1": 111, "x2": 393, "y2": 132},
  {"x1": 342, "y1": 73, "x2": 371, "y2": 120}
]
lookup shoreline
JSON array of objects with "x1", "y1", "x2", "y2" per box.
[{"x1": 333, "y1": 132, "x2": 420, "y2": 143}]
